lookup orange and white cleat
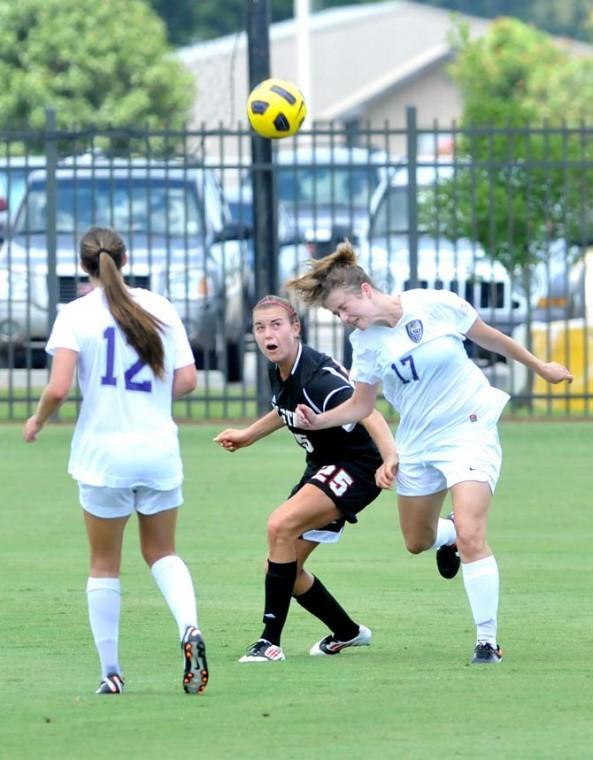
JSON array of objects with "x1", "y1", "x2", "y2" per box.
[{"x1": 182, "y1": 626, "x2": 209, "y2": 694}]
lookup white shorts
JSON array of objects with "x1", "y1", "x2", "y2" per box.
[
  {"x1": 78, "y1": 483, "x2": 183, "y2": 519},
  {"x1": 396, "y1": 425, "x2": 502, "y2": 497},
  {"x1": 301, "y1": 525, "x2": 345, "y2": 544}
]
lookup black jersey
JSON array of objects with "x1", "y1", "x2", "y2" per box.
[{"x1": 269, "y1": 343, "x2": 382, "y2": 469}]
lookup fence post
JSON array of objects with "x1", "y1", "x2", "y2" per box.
[
  {"x1": 406, "y1": 105, "x2": 418, "y2": 288},
  {"x1": 45, "y1": 108, "x2": 58, "y2": 336},
  {"x1": 246, "y1": 0, "x2": 279, "y2": 414}
]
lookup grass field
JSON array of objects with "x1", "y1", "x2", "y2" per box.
[{"x1": 1, "y1": 422, "x2": 592, "y2": 759}]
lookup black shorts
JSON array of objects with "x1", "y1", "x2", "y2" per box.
[{"x1": 290, "y1": 459, "x2": 382, "y2": 528}]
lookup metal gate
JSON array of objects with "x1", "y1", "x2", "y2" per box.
[{"x1": 0, "y1": 109, "x2": 591, "y2": 420}]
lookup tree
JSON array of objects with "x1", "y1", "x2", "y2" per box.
[
  {"x1": 0, "y1": 0, "x2": 195, "y2": 131},
  {"x1": 419, "y1": 17, "x2": 593, "y2": 387},
  {"x1": 149, "y1": 0, "x2": 593, "y2": 47},
  {"x1": 149, "y1": 0, "x2": 294, "y2": 46},
  {"x1": 423, "y1": 18, "x2": 593, "y2": 276}
]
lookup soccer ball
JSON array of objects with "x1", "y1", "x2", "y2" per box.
[{"x1": 247, "y1": 78, "x2": 307, "y2": 139}]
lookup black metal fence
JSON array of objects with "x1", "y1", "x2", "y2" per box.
[{"x1": 0, "y1": 108, "x2": 591, "y2": 420}]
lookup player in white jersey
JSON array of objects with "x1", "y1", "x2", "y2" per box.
[
  {"x1": 287, "y1": 242, "x2": 573, "y2": 665},
  {"x1": 23, "y1": 226, "x2": 208, "y2": 695}
]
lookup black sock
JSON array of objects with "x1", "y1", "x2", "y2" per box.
[
  {"x1": 261, "y1": 560, "x2": 298, "y2": 646},
  {"x1": 295, "y1": 576, "x2": 360, "y2": 642}
]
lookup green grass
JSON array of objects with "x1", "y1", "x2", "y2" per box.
[{"x1": 1, "y1": 422, "x2": 592, "y2": 759}]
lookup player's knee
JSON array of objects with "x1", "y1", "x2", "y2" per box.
[
  {"x1": 267, "y1": 513, "x2": 297, "y2": 547},
  {"x1": 456, "y1": 527, "x2": 485, "y2": 557},
  {"x1": 141, "y1": 546, "x2": 174, "y2": 568},
  {"x1": 402, "y1": 530, "x2": 434, "y2": 555}
]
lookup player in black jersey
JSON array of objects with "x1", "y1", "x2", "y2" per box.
[{"x1": 215, "y1": 295, "x2": 397, "y2": 662}]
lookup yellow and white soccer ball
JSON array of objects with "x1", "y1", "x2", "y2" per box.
[{"x1": 247, "y1": 78, "x2": 307, "y2": 139}]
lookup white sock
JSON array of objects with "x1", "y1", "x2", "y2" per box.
[
  {"x1": 431, "y1": 517, "x2": 457, "y2": 550},
  {"x1": 151, "y1": 555, "x2": 198, "y2": 640},
  {"x1": 86, "y1": 577, "x2": 121, "y2": 678},
  {"x1": 461, "y1": 555, "x2": 499, "y2": 646}
]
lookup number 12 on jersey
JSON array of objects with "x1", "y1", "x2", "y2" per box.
[{"x1": 101, "y1": 326, "x2": 152, "y2": 392}]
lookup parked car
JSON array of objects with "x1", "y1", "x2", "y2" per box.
[
  {"x1": 275, "y1": 144, "x2": 391, "y2": 258},
  {"x1": 0, "y1": 160, "x2": 249, "y2": 380},
  {"x1": 222, "y1": 181, "x2": 309, "y2": 289},
  {"x1": 0, "y1": 156, "x2": 47, "y2": 243},
  {"x1": 360, "y1": 160, "x2": 529, "y2": 338},
  {"x1": 219, "y1": 144, "x2": 392, "y2": 299},
  {"x1": 510, "y1": 248, "x2": 593, "y2": 410},
  {"x1": 526, "y1": 240, "x2": 586, "y2": 323}
]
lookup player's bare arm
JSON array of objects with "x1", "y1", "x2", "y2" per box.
[
  {"x1": 296, "y1": 381, "x2": 378, "y2": 430},
  {"x1": 23, "y1": 348, "x2": 77, "y2": 442},
  {"x1": 172, "y1": 363, "x2": 197, "y2": 399},
  {"x1": 466, "y1": 319, "x2": 573, "y2": 384},
  {"x1": 215, "y1": 410, "x2": 285, "y2": 452},
  {"x1": 360, "y1": 410, "x2": 399, "y2": 490}
]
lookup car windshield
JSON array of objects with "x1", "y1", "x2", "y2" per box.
[
  {"x1": 277, "y1": 166, "x2": 380, "y2": 208},
  {"x1": 371, "y1": 186, "x2": 409, "y2": 236},
  {"x1": 15, "y1": 178, "x2": 204, "y2": 236},
  {"x1": 0, "y1": 168, "x2": 41, "y2": 219}
]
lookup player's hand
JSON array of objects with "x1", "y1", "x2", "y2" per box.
[
  {"x1": 214, "y1": 428, "x2": 251, "y2": 452},
  {"x1": 538, "y1": 361, "x2": 573, "y2": 384},
  {"x1": 23, "y1": 416, "x2": 42, "y2": 443},
  {"x1": 375, "y1": 453, "x2": 398, "y2": 490},
  {"x1": 295, "y1": 404, "x2": 318, "y2": 429}
]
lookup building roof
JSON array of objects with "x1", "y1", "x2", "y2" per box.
[{"x1": 178, "y1": 1, "x2": 593, "y2": 128}]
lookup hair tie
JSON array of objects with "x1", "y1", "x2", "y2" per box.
[{"x1": 97, "y1": 248, "x2": 111, "y2": 255}]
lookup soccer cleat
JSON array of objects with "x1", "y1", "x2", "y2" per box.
[
  {"x1": 182, "y1": 626, "x2": 209, "y2": 694},
  {"x1": 96, "y1": 673, "x2": 124, "y2": 695},
  {"x1": 436, "y1": 512, "x2": 460, "y2": 579},
  {"x1": 310, "y1": 624, "x2": 372, "y2": 656},
  {"x1": 238, "y1": 639, "x2": 286, "y2": 663},
  {"x1": 471, "y1": 642, "x2": 503, "y2": 665}
]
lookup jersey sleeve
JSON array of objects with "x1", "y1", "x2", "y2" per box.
[
  {"x1": 165, "y1": 303, "x2": 195, "y2": 369},
  {"x1": 45, "y1": 307, "x2": 80, "y2": 355},
  {"x1": 302, "y1": 365, "x2": 353, "y2": 413},
  {"x1": 431, "y1": 289, "x2": 478, "y2": 334},
  {"x1": 349, "y1": 331, "x2": 384, "y2": 385}
]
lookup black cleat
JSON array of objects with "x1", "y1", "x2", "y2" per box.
[
  {"x1": 436, "y1": 512, "x2": 460, "y2": 579},
  {"x1": 182, "y1": 626, "x2": 209, "y2": 694},
  {"x1": 96, "y1": 673, "x2": 124, "y2": 695},
  {"x1": 471, "y1": 642, "x2": 503, "y2": 665}
]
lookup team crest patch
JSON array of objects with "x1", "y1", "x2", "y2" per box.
[{"x1": 405, "y1": 319, "x2": 423, "y2": 343}]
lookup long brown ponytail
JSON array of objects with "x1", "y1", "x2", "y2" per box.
[
  {"x1": 80, "y1": 227, "x2": 165, "y2": 379},
  {"x1": 285, "y1": 241, "x2": 377, "y2": 306}
]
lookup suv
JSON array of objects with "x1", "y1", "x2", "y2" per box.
[
  {"x1": 0, "y1": 160, "x2": 249, "y2": 380},
  {"x1": 275, "y1": 144, "x2": 389, "y2": 258},
  {"x1": 0, "y1": 156, "x2": 47, "y2": 244},
  {"x1": 219, "y1": 145, "x2": 391, "y2": 296},
  {"x1": 360, "y1": 161, "x2": 528, "y2": 336}
]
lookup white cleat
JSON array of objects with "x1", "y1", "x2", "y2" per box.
[
  {"x1": 239, "y1": 638, "x2": 286, "y2": 663},
  {"x1": 310, "y1": 624, "x2": 372, "y2": 656}
]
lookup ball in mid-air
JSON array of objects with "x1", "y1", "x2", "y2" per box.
[{"x1": 247, "y1": 78, "x2": 307, "y2": 139}]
